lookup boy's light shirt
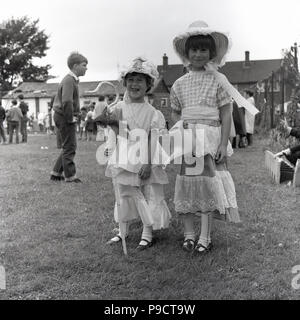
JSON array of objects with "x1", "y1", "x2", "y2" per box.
[{"x1": 68, "y1": 71, "x2": 79, "y2": 82}]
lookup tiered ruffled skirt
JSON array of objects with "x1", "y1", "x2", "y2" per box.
[{"x1": 171, "y1": 122, "x2": 240, "y2": 222}]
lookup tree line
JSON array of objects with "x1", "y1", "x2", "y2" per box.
[{"x1": 0, "y1": 16, "x2": 51, "y2": 95}]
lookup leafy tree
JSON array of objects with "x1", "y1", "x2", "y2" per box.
[{"x1": 0, "y1": 16, "x2": 52, "y2": 92}]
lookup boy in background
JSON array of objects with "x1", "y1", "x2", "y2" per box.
[{"x1": 50, "y1": 52, "x2": 88, "y2": 183}]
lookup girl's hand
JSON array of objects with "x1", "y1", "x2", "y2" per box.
[
  {"x1": 215, "y1": 144, "x2": 227, "y2": 164},
  {"x1": 138, "y1": 164, "x2": 151, "y2": 180}
]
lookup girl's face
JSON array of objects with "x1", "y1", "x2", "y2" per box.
[
  {"x1": 125, "y1": 73, "x2": 148, "y2": 102},
  {"x1": 188, "y1": 47, "x2": 210, "y2": 71}
]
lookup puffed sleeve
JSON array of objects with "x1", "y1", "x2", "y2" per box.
[
  {"x1": 216, "y1": 83, "x2": 232, "y2": 108},
  {"x1": 170, "y1": 86, "x2": 182, "y2": 113},
  {"x1": 150, "y1": 110, "x2": 166, "y2": 130}
]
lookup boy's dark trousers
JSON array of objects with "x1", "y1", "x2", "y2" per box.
[
  {"x1": 52, "y1": 112, "x2": 77, "y2": 180},
  {"x1": 21, "y1": 117, "x2": 28, "y2": 142},
  {"x1": 54, "y1": 126, "x2": 62, "y2": 149},
  {"x1": 0, "y1": 120, "x2": 6, "y2": 143},
  {"x1": 9, "y1": 121, "x2": 20, "y2": 144}
]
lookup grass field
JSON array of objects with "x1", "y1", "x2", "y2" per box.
[{"x1": 0, "y1": 133, "x2": 300, "y2": 300}]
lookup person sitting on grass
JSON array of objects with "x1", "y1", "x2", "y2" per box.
[{"x1": 275, "y1": 118, "x2": 300, "y2": 165}]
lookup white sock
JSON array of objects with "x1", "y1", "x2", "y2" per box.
[
  {"x1": 184, "y1": 231, "x2": 196, "y2": 242},
  {"x1": 140, "y1": 225, "x2": 153, "y2": 244},
  {"x1": 183, "y1": 214, "x2": 195, "y2": 241},
  {"x1": 116, "y1": 222, "x2": 130, "y2": 238},
  {"x1": 198, "y1": 213, "x2": 213, "y2": 247}
]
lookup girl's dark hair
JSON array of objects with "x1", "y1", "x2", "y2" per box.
[
  {"x1": 185, "y1": 35, "x2": 216, "y2": 60},
  {"x1": 124, "y1": 72, "x2": 153, "y2": 93}
]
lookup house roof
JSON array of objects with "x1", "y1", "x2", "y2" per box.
[
  {"x1": 157, "y1": 64, "x2": 186, "y2": 87},
  {"x1": 219, "y1": 59, "x2": 283, "y2": 84},
  {"x1": 3, "y1": 57, "x2": 283, "y2": 100},
  {"x1": 149, "y1": 77, "x2": 169, "y2": 94},
  {"x1": 157, "y1": 58, "x2": 283, "y2": 87},
  {"x1": 2, "y1": 80, "x2": 126, "y2": 99}
]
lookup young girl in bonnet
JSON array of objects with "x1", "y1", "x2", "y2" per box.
[
  {"x1": 97, "y1": 57, "x2": 171, "y2": 252},
  {"x1": 170, "y1": 21, "x2": 259, "y2": 253}
]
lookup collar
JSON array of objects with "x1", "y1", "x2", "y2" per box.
[{"x1": 69, "y1": 71, "x2": 79, "y2": 82}]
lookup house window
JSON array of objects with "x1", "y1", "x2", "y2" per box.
[
  {"x1": 273, "y1": 80, "x2": 280, "y2": 92},
  {"x1": 160, "y1": 98, "x2": 168, "y2": 108}
]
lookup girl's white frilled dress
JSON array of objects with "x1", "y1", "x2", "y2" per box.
[
  {"x1": 106, "y1": 100, "x2": 171, "y2": 230},
  {"x1": 170, "y1": 69, "x2": 240, "y2": 222}
]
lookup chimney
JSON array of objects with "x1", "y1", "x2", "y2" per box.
[
  {"x1": 163, "y1": 53, "x2": 168, "y2": 70},
  {"x1": 244, "y1": 51, "x2": 250, "y2": 67}
]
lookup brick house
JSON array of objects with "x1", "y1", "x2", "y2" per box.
[{"x1": 156, "y1": 52, "x2": 292, "y2": 121}]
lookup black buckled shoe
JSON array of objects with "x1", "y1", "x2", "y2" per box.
[
  {"x1": 194, "y1": 242, "x2": 213, "y2": 254},
  {"x1": 182, "y1": 239, "x2": 195, "y2": 252},
  {"x1": 136, "y1": 239, "x2": 154, "y2": 251},
  {"x1": 106, "y1": 235, "x2": 128, "y2": 245}
]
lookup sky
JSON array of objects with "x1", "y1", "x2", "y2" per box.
[{"x1": 1, "y1": 0, "x2": 300, "y2": 83}]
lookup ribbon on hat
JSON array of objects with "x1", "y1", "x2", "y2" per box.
[{"x1": 205, "y1": 62, "x2": 259, "y2": 116}]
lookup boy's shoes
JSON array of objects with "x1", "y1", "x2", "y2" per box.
[
  {"x1": 50, "y1": 174, "x2": 65, "y2": 181},
  {"x1": 136, "y1": 239, "x2": 154, "y2": 251},
  {"x1": 66, "y1": 178, "x2": 82, "y2": 183},
  {"x1": 182, "y1": 239, "x2": 195, "y2": 252},
  {"x1": 194, "y1": 242, "x2": 213, "y2": 254}
]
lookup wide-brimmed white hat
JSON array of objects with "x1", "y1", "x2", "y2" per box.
[
  {"x1": 173, "y1": 20, "x2": 231, "y2": 67},
  {"x1": 120, "y1": 57, "x2": 159, "y2": 81}
]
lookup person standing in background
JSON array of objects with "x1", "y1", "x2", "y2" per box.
[
  {"x1": 6, "y1": 99, "x2": 23, "y2": 144},
  {"x1": 0, "y1": 102, "x2": 7, "y2": 144},
  {"x1": 94, "y1": 95, "x2": 107, "y2": 141},
  {"x1": 50, "y1": 52, "x2": 88, "y2": 183},
  {"x1": 244, "y1": 90, "x2": 256, "y2": 146},
  {"x1": 18, "y1": 94, "x2": 29, "y2": 143}
]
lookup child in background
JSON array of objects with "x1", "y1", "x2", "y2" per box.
[
  {"x1": 170, "y1": 21, "x2": 242, "y2": 254},
  {"x1": 50, "y1": 51, "x2": 88, "y2": 183},
  {"x1": 85, "y1": 113, "x2": 95, "y2": 141},
  {"x1": 97, "y1": 57, "x2": 171, "y2": 250},
  {"x1": 78, "y1": 107, "x2": 88, "y2": 140}
]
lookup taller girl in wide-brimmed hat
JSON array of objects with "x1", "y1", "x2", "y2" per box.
[{"x1": 170, "y1": 21, "x2": 259, "y2": 254}]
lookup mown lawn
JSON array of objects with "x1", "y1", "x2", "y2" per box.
[{"x1": 0, "y1": 133, "x2": 300, "y2": 300}]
